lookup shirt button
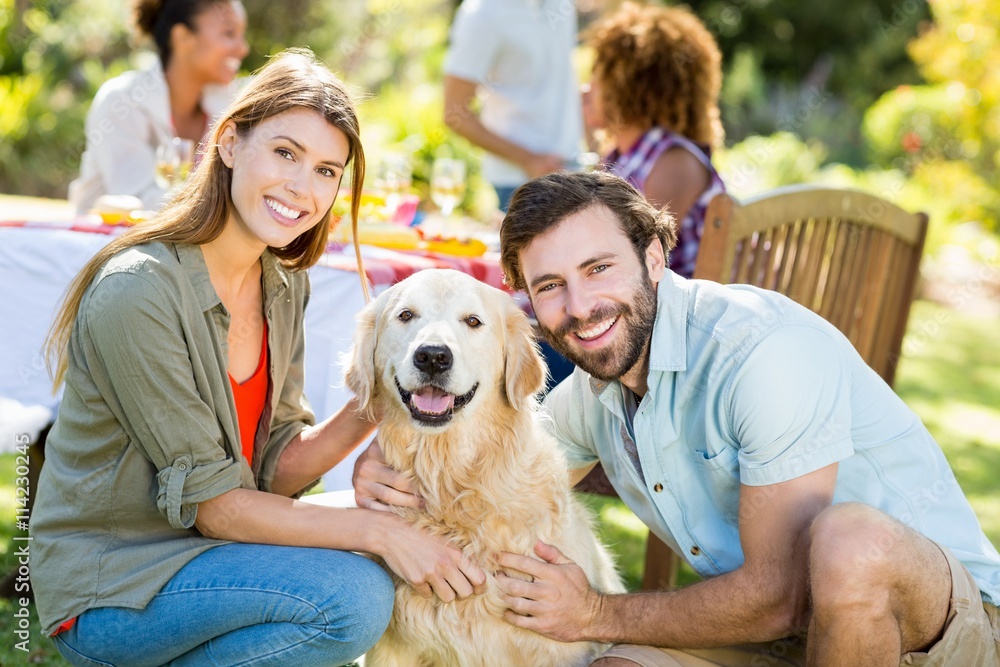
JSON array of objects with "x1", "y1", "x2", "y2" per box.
[
  {"x1": 690, "y1": 545, "x2": 701, "y2": 556},
  {"x1": 653, "y1": 483, "x2": 663, "y2": 492},
  {"x1": 177, "y1": 462, "x2": 188, "y2": 471}
]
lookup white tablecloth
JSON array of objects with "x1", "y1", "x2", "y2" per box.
[{"x1": 0, "y1": 225, "x2": 374, "y2": 490}]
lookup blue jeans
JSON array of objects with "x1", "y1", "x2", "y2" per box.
[
  {"x1": 538, "y1": 339, "x2": 575, "y2": 394},
  {"x1": 53, "y1": 543, "x2": 394, "y2": 667}
]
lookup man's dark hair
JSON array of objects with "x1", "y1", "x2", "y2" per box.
[{"x1": 499, "y1": 170, "x2": 677, "y2": 292}]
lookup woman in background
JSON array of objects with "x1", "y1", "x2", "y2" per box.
[
  {"x1": 69, "y1": 0, "x2": 249, "y2": 213},
  {"x1": 584, "y1": 1, "x2": 727, "y2": 278},
  {"x1": 36, "y1": 49, "x2": 484, "y2": 667},
  {"x1": 568, "y1": 1, "x2": 729, "y2": 493}
]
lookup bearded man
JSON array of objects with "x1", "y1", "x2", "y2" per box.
[{"x1": 357, "y1": 171, "x2": 1000, "y2": 667}]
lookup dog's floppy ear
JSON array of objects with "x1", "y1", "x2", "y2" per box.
[
  {"x1": 343, "y1": 292, "x2": 383, "y2": 420},
  {"x1": 503, "y1": 298, "x2": 548, "y2": 410}
]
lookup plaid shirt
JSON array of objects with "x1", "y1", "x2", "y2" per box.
[{"x1": 605, "y1": 127, "x2": 726, "y2": 278}]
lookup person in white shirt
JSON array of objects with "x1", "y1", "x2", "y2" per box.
[
  {"x1": 69, "y1": 0, "x2": 249, "y2": 214},
  {"x1": 442, "y1": 0, "x2": 583, "y2": 212}
]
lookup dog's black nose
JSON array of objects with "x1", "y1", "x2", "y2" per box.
[{"x1": 413, "y1": 345, "x2": 453, "y2": 376}]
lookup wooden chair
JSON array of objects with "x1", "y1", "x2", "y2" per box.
[
  {"x1": 637, "y1": 185, "x2": 929, "y2": 591},
  {"x1": 693, "y1": 184, "x2": 929, "y2": 386}
]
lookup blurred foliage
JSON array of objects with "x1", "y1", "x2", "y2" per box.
[
  {"x1": 359, "y1": 82, "x2": 497, "y2": 218},
  {"x1": 713, "y1": 131, "x2": 828, "y2": 197},
  {"x1": 709, "y1": 0, "x2": 998, "y2": 242},
  {"x1": 716, "y1": 130, "x2": 998, "y2": 259},
  {"x1": 342, "y1": 1, "x2": 500, "y2": 217},
  {"x1": 0, "y1": 0, "x2": 132, "y2": 196},
  {"x1": 865, "y1": 84, "x2": 969, "y2": 170},
  {"x1": 685, "y1": 0, "x2": 926, "y2": 107},
  {"x1": 861, "y1": 0, "x2": 999, "y2": 231},
  {"x1": 0, "y1": 0, "x2": 462, "y2": 199},
  {"x1": 0, "y1": 0, "x2": 996, "y2": 239},
  {"x1": 680, "y1": 0, "x2": 929, "y2": 165},
  {"x1": 239, "y1": 0, "x2": 348, "y2": 72}
]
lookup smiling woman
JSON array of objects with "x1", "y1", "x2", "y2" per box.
[
  {"x1": 220, "y1": 108, "x2": 349, "y2": 252},
  {"x1": 30, "y1": 49, "x2": 487, "y2": 667},
  {"x1": 69, "y1": 0, "x2": 252, "y2": 213}
]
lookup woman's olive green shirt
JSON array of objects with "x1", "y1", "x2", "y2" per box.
[{"x1": 32, "y1": 242, "x2": 316, "y2": 635}]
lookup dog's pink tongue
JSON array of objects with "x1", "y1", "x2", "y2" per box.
[{"x1": 411, "y1": 387, "x2": 455, "y2": 414}]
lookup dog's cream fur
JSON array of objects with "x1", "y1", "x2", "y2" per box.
[{"x1": 345, "y1": 269, "x2": 624, "y2": 667}]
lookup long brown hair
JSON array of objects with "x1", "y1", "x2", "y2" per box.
[{"x1": 46, "y1": 47, "x2": 367, "y2": 388}]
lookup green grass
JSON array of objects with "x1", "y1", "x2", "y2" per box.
[
  {"x1": 1, "y1": 298, "x2": 998, "y2": 665},
  {"x1": 893, "y1": 300, "x2": 1000, "y2": 545}
]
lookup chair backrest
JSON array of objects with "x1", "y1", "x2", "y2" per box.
[{"x1": 693, "y1": 184, "x2": 929, "y2": 387}]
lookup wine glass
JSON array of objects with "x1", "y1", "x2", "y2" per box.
[
  {"x1": 374, "y1": 153, "x2": 413, "y2": 213},
  {"x1": 155, "y1": 137, "x2": 196, "y2": 190},
  {"x1": 430, "y1": 158, "x2": 467, "y2": 217}
]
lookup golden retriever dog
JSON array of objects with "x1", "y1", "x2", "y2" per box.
[{"x1": 344, "y1": 268, "x2": 624, "y2": 667}]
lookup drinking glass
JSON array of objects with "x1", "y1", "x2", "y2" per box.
[
  {"x1": 430, "y1": 158, "x2": 467, "y2": 217},
  {"x1": 374, "y1": 153, "x2": 413, "y2": 212},
  {"x1": 155, "y1": 137, "x2": 196, "y2": 190}
]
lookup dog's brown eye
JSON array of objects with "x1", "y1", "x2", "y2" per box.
[
  {"x1": 398, "y1": 309, "x2": 414, "y2": 322},
  {"x1": 464, "y1": 316, "x2": 482, "y2": 328}
]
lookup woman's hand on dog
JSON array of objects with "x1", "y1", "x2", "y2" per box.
[
  {"x1": 353, "y1": 440, "x2": 423, "y2": 512},
  {"x1": 496, "y1": 540, "x2": 604, "y2": 643},
  {"x1": 357, "y1": 440, "x2": 487, "y2": 602},
  {"x1": 377, "y1": 516, "x2": 488, "y2": 602}
]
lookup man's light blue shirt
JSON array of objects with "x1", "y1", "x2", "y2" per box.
[{"x1": 544, "y1": 272, "x2": 1000, "y2": 604}]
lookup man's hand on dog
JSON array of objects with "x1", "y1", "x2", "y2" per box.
[
  {"x1": 496, "y1": 540, "x2": 604, "y2": 643},
  {"x1": 353, "y1": 440, "x2": 423, "y2": 511}
]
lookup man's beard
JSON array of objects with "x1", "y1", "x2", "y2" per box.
[{"x1": 540, "y1": 276, "x2": 658, "y2": 383}]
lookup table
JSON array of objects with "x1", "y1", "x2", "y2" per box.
[{"x1": 0, "y1": 210, "x2": 507, "y2": 490}]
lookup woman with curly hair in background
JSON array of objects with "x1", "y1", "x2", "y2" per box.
[
  {"x1": 69, "y1": 0, "x2": 250, "y2": 214},
  {"x1": 585, "y1": 1, "x2": 727, "y2": 278}
]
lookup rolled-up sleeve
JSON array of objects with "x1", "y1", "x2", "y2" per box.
[
  {"x1": 727, "y1": 325, "x2": 855, "y2": 486},
  {"x1": 83, "y1": 269, "x2": 244, "y2": 529}
]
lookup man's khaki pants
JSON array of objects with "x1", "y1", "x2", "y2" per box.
[{"x1": 599, "y1": 545, "x2": 999, "y2": 667}]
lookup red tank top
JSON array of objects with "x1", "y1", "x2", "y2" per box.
[{"x1": 229, "y1": 321, "x2": 269, "y2": 465}]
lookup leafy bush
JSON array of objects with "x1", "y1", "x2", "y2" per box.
[
  {"x1": 714, "y1": 131, "x2": 827, "y2": 198},
  {"x1": 863, "y1": 85, "x2": 970, "y2": 171},
  {"x1": 0, "y1": 71, "x2": 87, "y2": 197},
  {"x1": 861, "y1": 0, "x2": 999, "y2": 231},
  {"x1": 0, "y1": 0, "x2": 131, "y2": 197},
  {"x1": 687, "y1": 0, "x2": 928, "y2": 167}
]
